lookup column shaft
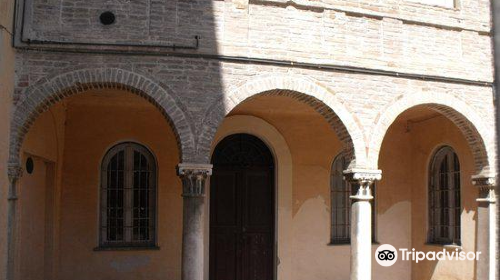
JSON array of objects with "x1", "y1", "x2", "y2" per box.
[
  {"x1": 182, "y1": 197, "x2": 205, "y2": 280},
  {"x1": 178, "y1": 163, "x2": 212, "y2": 280},
  {"x1": 345, "y1": 169, "x2": 381, "y2": 280},
  {"x1": 6, "y1": 165, "x2": 22, "y2": 280},
  {"x1": 476, "y1": 201, "x2": 491, "y2": 280},
  {"x1": 473, "y1": 177, "x2": 496, "y2": 280},
  {"x1": 350, "y1": 198, "x2": 372, "y2": 280}
]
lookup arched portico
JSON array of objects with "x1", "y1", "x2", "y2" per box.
[
  {"x1": 9, "y1": 68, "x2": 196, "y2": 169},
  {"x1": 368, "y1": 92, "x2": 494, "y2": 177},
  {"x1": 199, "y1": 79, "x2": 380, "y2": 280},
  {"x1": 370, "y1": 92, "x2": 496, "y2": 280},
  {"x1": 197, "y1": 74, "x2": 367, "y2": 169},
  {"x1": 5, "y1": 68, "x2": 196, "y2": 280}
]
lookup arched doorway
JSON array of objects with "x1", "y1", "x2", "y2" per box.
[{"x1": 210, "y1": 133, "x2": 275, "y2": 280}]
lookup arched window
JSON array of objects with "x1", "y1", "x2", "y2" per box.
[
  {"x1": 100, "y1": 142, "x2": 157, "y2": 248},
  {"x1": 428, "y1": 146, "x2": 461, "y2": 245},
  {"x1": 330, "y1": 154, "x2": 376, "y2": 244},
  {"x1": 330, "y1": 154, "x2": 350, "y2": 244}
]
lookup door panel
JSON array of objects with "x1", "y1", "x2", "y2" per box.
[
  {"x1": 210, "y1": 170, "x2": 239, "y2": 280},
  {"x1": 244, "y1": 169, "x2": 273, "y2": 228},
  {"x1": 241, "y1": 169, "x2": 274, "y2": 280},
  {"x1": 212, "y1": 170, "x2": 238, "y2": 226},
  {"x1": 210, "y1": 134, "x2": 274, "y2": 280},
  {"x1": 241, "y1": 232, "x2": 273, "y2": 280}
]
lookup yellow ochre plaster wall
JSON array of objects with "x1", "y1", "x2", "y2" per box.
[
  {"x1": 379, "y1": 108, "x2": 477, "y2": 280},
  {"x1": 0, "y1": 0, "x2": 16, "y2": 278},
  {"x1": 15, "y1": 94, "x2": 479, "y2": 280},
  {"x1": 18, "y1": 90, "x2": 183, "y2": 280}
]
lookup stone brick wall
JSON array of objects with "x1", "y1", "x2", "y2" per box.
[
  {"x1": 11, "y1": 52, "x2": 496, "y2": 175},
  {"x1": 18, "y1": 0, "x2": 492, "y2": 81},
  {"x1": 10, "y1": 0, "x2": 496, "y2": 172},
  {"x1": 6, "y1": 0, "x2": 499, "y2": 279}
]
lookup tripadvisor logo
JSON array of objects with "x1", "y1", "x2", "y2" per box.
[
  {"x1": 375, "y1": 244, "x2": 398, "y2": 267},
  {"x1": 375, "y1": 244, "x2": 481, "y2": 267}
]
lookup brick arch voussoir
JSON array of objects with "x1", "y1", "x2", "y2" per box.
[
  {"x1": 368, "y1": 93, "x2": 493, "y2": 176},
  {"x1": 9, "y1": 68, "x2": 195, "y2": 168},
  {"x1": 198, "y1": 75, "x2": 367, "y2": 168}
]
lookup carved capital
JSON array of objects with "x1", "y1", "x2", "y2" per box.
[
  {"x1": 7, "y1": 164, "x2": 23, "y2": 181},
  {"x1": 344, "y1": 169, "x2": 381, "y2": 201},
  {"x1": 177, "y1": 163, "x2": 213, "y2": 197},
  {"x1": 349, "y1": 183, "x2": 374, "y2": 201},
  {"x1": 472, "y1": 175, "x2": 496, "y2": 203},
  {"x1": 343, "y1": 168, "x2": 382, "y2": 183},
  {"x1": 7, "y1": 164, "x2": 23, "y2": 201}
]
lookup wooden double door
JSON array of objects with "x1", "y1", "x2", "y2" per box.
[{"x1": 210, "y1": 134, "x2": 275, "y2": 280}]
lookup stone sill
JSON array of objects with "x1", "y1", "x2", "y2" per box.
[
  {"x1": 327, "y1": 241, "x2": 380, "y2": 246},
  {"x1": 424, "y1": 243, "x2": 463, "y2": 251},
  {"x1": 443, "y1": 244, "x2": 463, "y2": 251},
  {"x1": 93, "y1": 246, "x2": 160, "y2": 252}
]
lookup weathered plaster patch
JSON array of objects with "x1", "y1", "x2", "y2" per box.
[{"x1": 110, "y1": 256, "x2": 151, "y2": 273}]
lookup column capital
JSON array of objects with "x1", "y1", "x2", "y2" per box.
[
  {"x1": 7, "y1": 164, "x2": 22, "y2": 201},
  {"x1": 472, "y1": 175, "x2": 496, "y2": 203},
  {"x1": 7, "y1": 164, "x2": 23, "y2": 181},
  {"x1": 177, "y1": 163, "x2": 213, "y2": 198},
  {"x1": 343, "y1": 168, "x2": 382, "y2": 183},
  {"x1": 344, "y1": 169, "x2": 381, "y2": 201},
  {"x1": 177, "y1": 163, "x2": 213, "y2": 176}
]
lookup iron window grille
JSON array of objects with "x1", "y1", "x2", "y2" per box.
[
  {"x1": 99, "y1": 142, "x2": 157, "y2": 248},
  {"x1": 428, "y1": 146, "x2": 461, "y2": 245},
  {"x1": 330, "y1": 154, "x2": 376, "y2": 244}
]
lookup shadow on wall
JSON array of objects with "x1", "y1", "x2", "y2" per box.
[
  {"x1": 15, "y1": 0, "x2": 225, "y2": 162},
  {"x1": 377, "y1": 106, "x2": 478, "y2": 280},
  {"x1": 14, "y1": 1, "x2": 224, "y2": 280}
]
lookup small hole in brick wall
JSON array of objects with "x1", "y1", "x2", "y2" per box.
[{"x1": 99, "y1": 11, "x2": 116, "y2": 25}]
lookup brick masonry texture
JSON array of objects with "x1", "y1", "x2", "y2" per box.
[
  {"x1": 9, "y1": 0, "x2": 497, "y2": 177},
  {"x1": 11, "y1": 52, "x2": 496, "y2": 175},
  {"x1": 20, "y1": 0, "x2": 492, "y2": 81}
]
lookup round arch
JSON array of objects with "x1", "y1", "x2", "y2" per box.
[
  {"x1": 368, "y1": 92, "x2": 494, "y2": 176},
  {"x1": 8, "y1": 68, "x2": 196, "y2": 168},
  {"x1": 197, "y1": 74, "x2": 367, "y2": 169},
  {"x1": 209, "y1": 115, "x2": 293, "y2": 280}
]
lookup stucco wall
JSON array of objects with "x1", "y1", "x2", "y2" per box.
[
  {"x1": 0, "y1": 0, "x2": 16, "y2": 278},
  {"x1": 17, "y1": 90, "x2": 183, "y2": 280},
  {"x1": 376, "y1": 110, "x2": 413, "y2": 279},
  {"x1": 220, "y1": 97, "x2": 480, "y2": 280},
  {"x1": 379, "y1": 108, "x2": 477, "y2": 280},
  {"x1": 15, "y1": 93, "x2": 482, "y2": 280},
  {"x1": 57, "y1": 91, "x2": 182, "y2": 280},
  {"x1": 228, "y1": 96, "x2": 348, "y2": 280},
  {"x1": 409, "y1": 114, "x2": 476, "y2": 280},
  {"x1": 17, "y1": 101, "x2": 66, "y2": 280},
  {"x1": 228, "y1": 96, "x2": 411, "y2": 280}
]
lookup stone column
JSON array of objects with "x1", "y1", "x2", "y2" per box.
[
  {"x1": 6, "y1": 164, "x2": 23, "y2": 280},
  {"x1": 344, "y1": 169, "x2": 381, "y2": 280},
  {"x1": 177, "y1": 163, "x2": 212, "y2": 280},
  {"x1": 472, "y1": 176, "x2": 496, "y2": 280}
]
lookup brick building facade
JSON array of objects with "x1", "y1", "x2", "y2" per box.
[{"x1": 0, "y1": 0, "x2": 497, "y2": 280}]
